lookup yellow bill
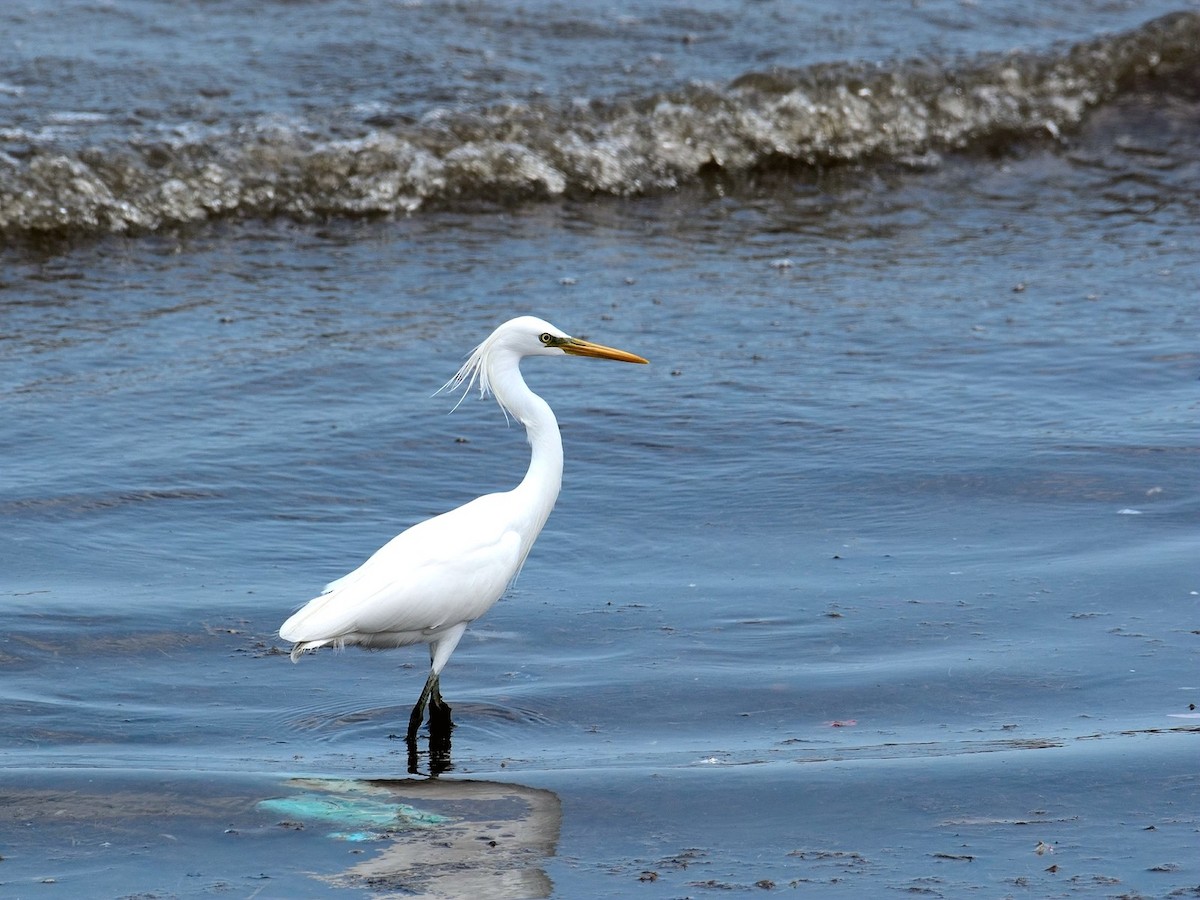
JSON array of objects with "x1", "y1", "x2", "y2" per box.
[{"x1": 559, "y1": 336, "x2": 648, "y2": 364}]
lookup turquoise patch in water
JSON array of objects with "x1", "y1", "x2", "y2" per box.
[
  {"x1": 328, "y1": 830, "x2": 384, "y2": 842},
  {"x1": 258, "y1": 790, "x2": 449, "y2": 838}
]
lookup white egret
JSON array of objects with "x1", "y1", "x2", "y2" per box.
[{"x1": 279, "y1": 315, "x2": 648, "y2": 742}]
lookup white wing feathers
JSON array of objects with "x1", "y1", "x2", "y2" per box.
[{"x1": 280, "y1": 492, "x2": 524, "y2": 648}]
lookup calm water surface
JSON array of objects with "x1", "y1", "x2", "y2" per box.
[{"x1": 2, "y1": 2, "x2": 1198, "y2": 897}]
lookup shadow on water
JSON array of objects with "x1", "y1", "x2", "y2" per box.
[{"x1": 259, "y1": 776, "x2": 563, "y2": 897}]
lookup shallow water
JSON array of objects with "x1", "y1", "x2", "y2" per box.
[{"x1": 2, "y1": 3, "x2": 1199, "y2": 898}]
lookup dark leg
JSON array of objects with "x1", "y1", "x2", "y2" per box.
[
  {"x1": 428, "y1": 676, "x2": 453, "y2": 731},
  {"x1": 426, "y1": 675, "x2": 454, "y2": 775},
  {"x1": 407, "y1": 671, "x2": 455, "y2": 738},
  {"x1": 405, "y1": 670, "x2": 455, "y2": 777},
  {"x1": 407, "y1": 669, "x2": 438, "y2": 743},
  {"x1": 405, "y1": 631, "x2": 465, "y2": 773}
]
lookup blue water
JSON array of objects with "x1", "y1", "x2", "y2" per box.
[{"x1": 2, "y1": 3, "x2": 1199, "y2": 897}]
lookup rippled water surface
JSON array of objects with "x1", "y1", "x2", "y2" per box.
[
  {"x1": 2, "y1": 2, "x2": 1198, "y2": 897},
  {"x1": 3, "y1": 3, "x2": 1199, "y2": 229}
]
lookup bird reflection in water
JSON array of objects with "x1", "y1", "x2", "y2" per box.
[{"x1": 405, "y1": 712, "x2": 453, "y2": 777}]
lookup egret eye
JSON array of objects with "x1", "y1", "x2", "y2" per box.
[{"x1": 539, "y1": 332, "x2": 554, "y2": 345}]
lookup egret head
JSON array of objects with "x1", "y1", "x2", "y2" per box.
[
  {"x1": 488, "y1": 316, "x2": 574, "y2": 359},
  {"x1": 441, "y1": 316, "x2": 647, "y2": 411}
]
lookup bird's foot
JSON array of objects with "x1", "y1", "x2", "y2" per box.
[
  {"x1": 404, "y1": 672, "x2": 454, "y2": 775},
  {"x1": 404, "y1": 710, "x2": 454, "y2": 777},
  {"x1": 429, "y1": 694, "x2": 453, "y2": 730}
]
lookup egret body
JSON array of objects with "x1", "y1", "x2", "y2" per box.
[{"x1": 279, "y1": 316, "x2": 647, "y2": 741}]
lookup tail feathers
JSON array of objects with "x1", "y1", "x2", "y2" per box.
[
  {"x1": 280, "y1": 592, "x2": 342, "y2": 659},
  {"x1": 286, "y1": 637, "x2": 340, "y2": 663}
]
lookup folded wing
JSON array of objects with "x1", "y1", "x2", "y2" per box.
[{"x1": 280, "y1": 492, "x2": 524, "y2": 647}]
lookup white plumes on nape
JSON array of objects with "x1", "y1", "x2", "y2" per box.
[{"x1": 436, "y1": 328, "x2": 514, "y2": 420}]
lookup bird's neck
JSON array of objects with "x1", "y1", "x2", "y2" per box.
[
  {"x1": 490, "y1": 358, "x2": 564, "y2": 536},
  {"x1": 519, "y1": 398, "x2": 564, "y2": 509}
]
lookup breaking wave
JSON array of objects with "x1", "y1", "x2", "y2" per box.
[{"x1": 1, "y1": 11, "x2": 1196, "y2": 237}]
